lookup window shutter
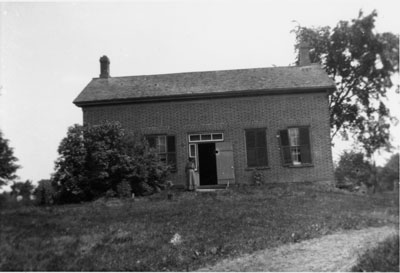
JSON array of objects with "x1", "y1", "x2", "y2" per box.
[
  {"x1": 256, "y1": 130, "x2": 267, "y2": 166},
  {"x1": 299, "y1": 127, "x2": 312, "y2": 164},
  {"x1": 167, "y1": 136, "x2": 176, "y2": 153},
  {"x1": 279, "y1": 130, "x2": 292, "y2": 165},
  {"x1": 246, "y1": 130, "x2": 256, "y2": 167},
  {"x1": 279, "y1": 130, "x2": 289, "y2": 146},
  {"x1": 166, "y1": 136, "x2": 177, "y2": 171}
]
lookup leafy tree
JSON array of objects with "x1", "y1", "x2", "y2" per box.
[
  {"x1": 52, "y1": 122, "x2": 170, "y2": 203},
  {"x1": 0, "y1": 130, "x2": 19, "y2": 186},
  {"x1": 34, "y1": 179, "x2": 57, "y2": 205},
  {"x1": 293, "y1": 10, "x2": 399, "y2": 157},
  {"x1": 11, "y1": 180, "x2": 34, "y2": 199},
  {"x1": 52, "y1": 124, "x2": 88, "y2": 202},
  {"x1": 335, "y1": 151, "x2": 372, "y2": 188},
  {"x1": 378, "y1": 153, "x2": 399, "y2": 190}
]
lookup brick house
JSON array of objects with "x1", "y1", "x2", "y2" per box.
[{"x1": 74, "y1": 46, "x2": 335, "y2": 187}]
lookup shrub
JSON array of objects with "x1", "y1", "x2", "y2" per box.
[
  {"x1": 352, "y1": 234, "x2": 399, "y2": 272},
  {"x1": 119, "y1": 133, "x2": 170, "y2": 195},
  {"x1": 52, "y1": 122, "x2": 170, "y2": 203},
  {"x1": 252, "y1": 170, "x2": 264, "y2": 185},
  {"x1": 105, "y1": 189, "x2": 117, "y2": 198}
]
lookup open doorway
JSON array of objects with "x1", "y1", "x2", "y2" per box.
[{"x1": 198, "y1": 142, "x2": 218, "y2": 185}]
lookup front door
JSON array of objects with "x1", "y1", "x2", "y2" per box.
[
  {"x1": 198, "y1": 142, "x2": 218, "y2": 185},
  {"x1": 216, "y1": 142, "x2": 235, "y2": 184}
]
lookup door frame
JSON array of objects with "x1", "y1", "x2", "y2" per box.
[{"x1": 188, "y1": 132, "x2": 225, "y2": 186}]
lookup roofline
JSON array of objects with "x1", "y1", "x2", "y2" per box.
[
  {"x1": 74, "y1": 85, "x2": 335, "y2": 107},
  {"x1": 74, "y1": 86, "x2": 335, "y2": 107},
  {"x1": 89, "y1": 64, "x2": 320, "y2": 80}
]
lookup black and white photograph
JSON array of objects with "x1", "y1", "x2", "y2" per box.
[{"x1": 0, "y1": 0, "x2": 399, "y2": 271}]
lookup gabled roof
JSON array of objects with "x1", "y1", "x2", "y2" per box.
[{"x1": 73, "y1": 64, "x2": 335, "y2": 107}]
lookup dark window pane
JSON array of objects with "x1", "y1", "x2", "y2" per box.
[
  {"x1": 256, "y1": 148, "x2": 268, "y2": 166},
  {"x1": 212, "y1": 133, "x2": 223, "y2": 140},
  {"x1": 256, "y1": 130, "x2": 266, "y2": 147},
  {"x1": 246, "y1": 130, "x2": 268, "y2": 167},
  {"x1": 189, "y1": 135, "x2": 200, "y2": 142},
  {"x1": 247, "y1": 148, "x2": 257, "y2": 167},
  {"x1": 246, "y1": 130, "x2": 256, "y2": 148},
  {"x1": 201, "y1": 134, "x2": 212, "y2": 141}
]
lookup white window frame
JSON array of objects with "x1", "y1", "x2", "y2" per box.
[
  {"x1": 288, "y1": 128, "x2": 301, "y2": 165},
  {"x1": 188, "y1": 133, "x2": 224, "y2": 143},
  {"x1": 188, "y1": 143, "x2": 198, "y2": 169}
]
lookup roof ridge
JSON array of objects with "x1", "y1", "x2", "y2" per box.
[{"x1": 92, "y1": 64, "x2": 322, "y2": 80}]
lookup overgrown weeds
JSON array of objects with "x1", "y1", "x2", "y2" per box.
[{"x1": 352, "y1": 234, "x2": 399, "y2": 272}]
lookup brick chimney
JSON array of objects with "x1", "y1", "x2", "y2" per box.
[
  {"x1": 99, "y1": 55, "x2": 110, "y2": 78},
  {"x1": 299, "y1": 41, "x2": 312, "y2": 66}
]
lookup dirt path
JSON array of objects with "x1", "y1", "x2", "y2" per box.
[{"x1": 198, "y1": 225, "x2": 398, "y2": 272}]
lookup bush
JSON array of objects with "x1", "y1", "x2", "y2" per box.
[
  {"x1": 121, "y1": 133, "x2": 170, "y2": 194},
  {"x1": 52, "y1": 122, "x2": 170, "y2": 203},
  {"x1": 352, "y1": 234, "x2": 399, "y2": 272},
  {"x1": 252, "y1": 170, "x2": 264, "y2": 185}
]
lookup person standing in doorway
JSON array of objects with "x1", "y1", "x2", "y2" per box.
[{"x1": 185, "y1": 158, "x2": 197, "y2": 191}]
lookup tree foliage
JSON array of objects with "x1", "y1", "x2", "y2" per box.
[
  {"x1": 0, "y1": 130, "x2": 19, "y2": 186},
  {"x1": 52, "y1": 122, "x2": 170, "y2": 203},
  {"x1": 293, "y1": 10, "x2": 399, "y2": 156},
  {"x1": 335, "y1": 151, "x2": 372, "y2": 188},
  {"x1": 378, "y1": 153, "x2": 399, "y2": 190},
  {"x1": 34, "y1": 179, "x2": 57, "y2": 205},
  {"x1": 11, "y1": 180, "x2": 34, "y2": 199}
]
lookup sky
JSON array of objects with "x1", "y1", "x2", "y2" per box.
[{"x1": 0, "y1": 0, "x2": 399, "y2": 185}]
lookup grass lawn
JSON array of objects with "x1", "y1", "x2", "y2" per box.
[{"x1": 1, "y1": 184, "x2": 398, "y2": 271}]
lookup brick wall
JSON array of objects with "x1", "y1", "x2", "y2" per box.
[{"x1": 81, "y1": 92, "x2": 334, "y2": 186}]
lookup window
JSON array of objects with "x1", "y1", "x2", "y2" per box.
[
  {"x1": 188, "y1": 133, "x2": 224, "y2": 142},
  {"x1": 146, "y1": 135, "x2": 177, "y2": 171},
  {"x1": 245, "y1": 129, "x2": 268, "y2": 167},
  {"x1": 279, "y1": 127, "x2": 312, "y2": 166}
]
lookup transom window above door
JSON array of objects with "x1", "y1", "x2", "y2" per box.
[{"x1": 188, "y1": 133, "x2": 224, "y2": 142}]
